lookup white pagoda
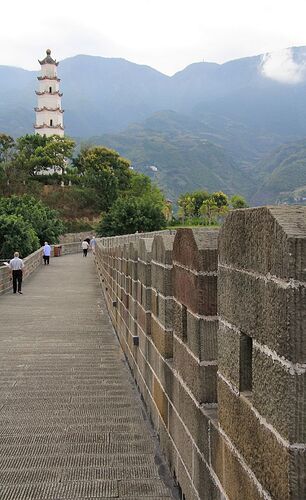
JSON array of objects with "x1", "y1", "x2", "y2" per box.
[{"x1": 34, "y1": 49, "x2": 64, "y2": 137}]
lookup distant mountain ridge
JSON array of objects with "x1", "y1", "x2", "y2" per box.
[
  {"x1": 2, "y1": 47, "x2": 306, "y2": 203},
  {"x1": 1, "y1": 47, "x2": 306, "y2": 138}
]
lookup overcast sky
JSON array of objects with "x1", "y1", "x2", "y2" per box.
[{"x1": 1, "y1": 0, "x2": 306, "y2": 75}]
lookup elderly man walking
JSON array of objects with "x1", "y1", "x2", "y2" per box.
[
  {"x1": 43, "y1": 242, "x2": 51, "y2": 265},
  {"x1": 9, "y1": 252, "x2": 24, "y2": 294}
]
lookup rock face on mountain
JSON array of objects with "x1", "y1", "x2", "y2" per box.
[{"x1": 2, "y1": 47, "x2": 306, "y2": 202}]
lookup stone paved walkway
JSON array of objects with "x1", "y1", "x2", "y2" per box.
[{"x1": 0, "y1": 254, "x2": 175, "y2": 499}]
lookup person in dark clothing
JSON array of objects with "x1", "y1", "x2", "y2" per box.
[{"x1": 9, "y1": 252, "x2": 24, "y2": 294}]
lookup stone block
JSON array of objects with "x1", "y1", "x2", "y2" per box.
[
  {"x1": 137, "y1": 304, "x2": 151, "y2": 335},
  {"x1": 219, "y1": 266, "x2": 306, "y2": 363},
  {"x1": 151, "y1": 316, "x2": 173, "y2": 359},
  {"x1": 174, "y1": 266, "x2": 217, "y2": 316},
  {"x1": 172, "y1": 299, "x2": 185, "y2": 340},
  {"x1": 253, "y1": 347, "x2": 306, "y2": 443},
  {"x1": 210, "y1": 422, "x2": 265, "y2": 500},
  {"x1": 192, "y1": 445, "x2": 221, "y2": 500},
  {"x1": 151, "y1": 289, "x2": 158, "y2": 317},
  {"x1": 159, "y1": 358, "x2": 179, "y2": 406},
  {"x1": 173, "y1": 335, "x2": 217, "y2": 403},
  {"x1": 290, "y1": 448, "x2": 306, "y2": 499},
  {"x1": 187, "y1": 311, "x2": 218, "y2": 361},
  {"x1": 173, "y1": 228, "x2": 219, "y2": 272},
  {"x1": 168, "y1": 404, "x2": 193, "y2": 477},
  {"x1": 131, "y1": 279, "x2": 138, "y2": 300},
  {"x1": 153, "y1": 375, "x2": 168, "y2": 426},
  {"x1": 219, "y1": 205, "x2": 306, "y2": 281},
  {"x1": 172, "y1": 383, "x2": 210, "y2": 460},
  {"x1": 152, "y1": 234, "x2": 175, "y2": 265},
  {"x1": 137, "y1": 261, "x2": 152, "y2": 287},
  {"x1": 144, "y1": 354, "x2": 153, "y2": 394},
  {"x1": 151, "y1": 263, "x2": 173, "y2": 296},
  {"x1": 218, "y1": 322, "x2": 241, "y2": 390},
  {"x1": 137, "y1": 237, "x2": 154, "y2": 263},
  {"x1": 147, "y1": 336, "x2": 160, "y2": 377},
  {"x1": 176, "y1": 454, "x2": 198, "y2": 500},
  {"x1": 218, "y1": 377, "x2": 290, "y2": 499},
  {"x1": 151, "y1": 293, "x2": 173, "y2": 329},
  {"x1": 159, "y1": 420, "x2": 178, "y2": 475},
  {"x1": 129, "y1": 296, "x2": 138, "y2": 320}
]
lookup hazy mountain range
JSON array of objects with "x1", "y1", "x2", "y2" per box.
[{"x1": 1, "y1": 46, "x2": 306, "y2": 203}]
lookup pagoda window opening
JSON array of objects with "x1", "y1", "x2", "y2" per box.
[
  {"x1": 50, "y1": 119, "x2": 53, "y2": 126},
  {"x1": 49, "y1": 86, "x2": 52, "y2": 93}
]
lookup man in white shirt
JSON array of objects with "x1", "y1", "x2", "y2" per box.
[
  {"x1": 43, "y1": 242, "x2": 51, "y2": 265},
  {"x1": 82, "y1": 240, "x2": 89, "y2": 257},
  {"x1": 9, "y1": 252, "x2": 25, "y2": 294}
]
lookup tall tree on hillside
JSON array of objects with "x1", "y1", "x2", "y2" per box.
[
  {"x1": 0, "y1": 134, "x2": 17, "y2": 195},
  {"x1": 75, "y1": 146, "x2": 132, "y2": 211},
  {"x1": 15, "y1": 134, "x2": 75, "y2": 176}
]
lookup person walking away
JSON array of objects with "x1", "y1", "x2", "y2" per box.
[
  {"x1": 43, "y1": 242, "x2": 51, "y2": 265},
  {"x1": 82, "y1": 240, "x2": 89, "y2": 257},
  {"x1": 9, "y1": 252, "x2": 24, "y2": 294},
  {"x1": 90, "y1": 236, "x2": 97, "y2": 255}
]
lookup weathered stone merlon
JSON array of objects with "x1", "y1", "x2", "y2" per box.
[{"x1": 95, "y1": 208, "x2": 306, "y2": 500}]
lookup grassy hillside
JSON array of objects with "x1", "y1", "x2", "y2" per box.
[
  {"x1": 252, "y1": 139, "x2": 306, "y2": 204},
  {"x1": 89, "y1": 116, "x2": 250, "y2": 201}
]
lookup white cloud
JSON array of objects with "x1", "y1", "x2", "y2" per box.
[{"x1": 261, "y1": 48, "x2": 306, "y2": 84}]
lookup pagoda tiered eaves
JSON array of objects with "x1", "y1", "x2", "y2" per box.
[
  {"x1": 34, "y1": 123, "x2": 64, "y2": 130},
  {"x1": 37, "y1": 76, "x2": 60, "y2": 82},
  {"x1": 35, "y1": 90, "x2": 63, "y2": 97},
  {"x1": 35, "y1": 106, "x2": 64, "y2": 113}
]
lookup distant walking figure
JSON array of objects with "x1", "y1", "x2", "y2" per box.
[
  {"x1": 82, "y1": 240, "x2": 89, "y2": 257},
  {"x1": 43, "y1": 242, "x2": 51, "y2": 265},
  {"x1": 90, "y1": 236, "x2": 97, "y2": 254},
  {"x1": 9, "y1": 252, "x2": 24, "y2": 294}
]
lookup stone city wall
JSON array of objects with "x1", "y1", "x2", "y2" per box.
[
  {"x1": 95, "y1": 206, "x2": 306, "y2": 500},
  {"x1": 0, "y1": 242, "x2": 83, "y2": 295}
]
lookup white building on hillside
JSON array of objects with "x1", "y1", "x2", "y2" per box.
[{"x1": 34, "y1": 49, "x2": 64, "y2": 137}]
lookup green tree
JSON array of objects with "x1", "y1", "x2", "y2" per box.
[
  {"x1": 178, "y1": 190, "x2": 210, "y2": 219},
  {"x1": 97, "y1": 197, "x2": 166, "y2": 236},
  {"x1": 15, "y1": 134, "x2": 74, "y2": 176},
  {"x1": 230, "y1": 194, "x2": 248, "y2": 209},
  {"x1": 0, "y1": 195, "x2": 64, "y2": 244},
  {"x1": 190, "y1": 190, "x2": 210, "y2": 216},
  {"x1": 84, "y1": 163, "x2": 118, "y2": 211},
  {"x1": 75, "y1": 146, "x2": 132, "y2": 211},
  {"x1": 0, "y1": 214, "x2": 39, "y2": 259},
  {"x1": 0, "y1": 134, "x2": 15, "y2": 163},
  {"x1": 75, "y1": 146, "x2": 131, "y2": 190},
  {"x1": 200, "y1": 199, "x2": 219, "y2": 224},
  {"x1": 210, "y1": 191, "x2": 229, "y2": 208},
  {"x1": 124, "y1": 171, "x2": 165, "y2": 207}
]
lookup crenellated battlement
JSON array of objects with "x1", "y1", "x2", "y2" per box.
[{"x1": 95, "y1": 206, "x2": 306, "y2": 500}]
